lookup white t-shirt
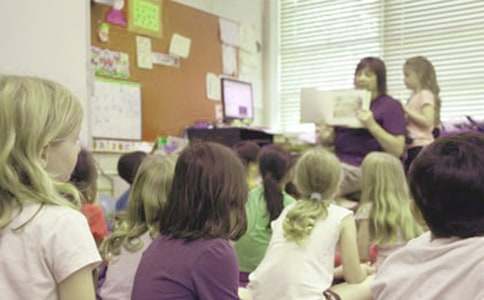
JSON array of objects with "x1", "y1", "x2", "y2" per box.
[
  {"x1": 372, "y1": 231, "x2": 484, "y2": 300},
  {"x1": 98, "y1": 232, "x2": 153, "y2": 300},
  {"x1": 0, "y1": 203, "x2": 102, "y2": 300},
  {"x1": 248, "y1": 203, "x2": 352, "y2": 300}
]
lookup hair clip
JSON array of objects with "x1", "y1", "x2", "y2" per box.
[{"x1": 310, "y1": 192, "x2": 323, "y2": 201}]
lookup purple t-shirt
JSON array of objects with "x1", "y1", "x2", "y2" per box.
[
  {"x1": 131, "y1": 235, "x2": 239, "y2": 300},
  {"x1": 334, "y1": 95, "x2": 405, "y2": 166}
]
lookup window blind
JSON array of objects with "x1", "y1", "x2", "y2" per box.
[
  {"x1": 384, "y1": 0, "x2": 484, "y2": 121},
  {"x1": 279, "y1": 0, "x2": 383, "y2": 131},
  {"x1": 279, "y1": 0, "x2": 484, "y2": 129}
]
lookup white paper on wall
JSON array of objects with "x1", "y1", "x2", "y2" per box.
[
  {"x1": 206, "y1": 72, "x2": 221, "y2": 101},
  {"x1": 169, "y1": 33, "x2": 191, "y2": 58},
  {"x1": 219, "y1": 18, "x2": 240, "y2": 47},
  {"x1": 136, "y1": 35, "x2": 153, "y2": 69},
  {"x1": 222, "y1": 44, "x2": 237, "y2": 76}
]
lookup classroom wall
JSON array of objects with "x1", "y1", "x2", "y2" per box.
[
  {"x1": 0, "y1": 0, "x2": 92, "y2": 142},
  {"x1": 173, "y1": 0, "x2": 266, "y2": 125}
]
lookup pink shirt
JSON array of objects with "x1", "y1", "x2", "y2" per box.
[
  {"x1": 406, "y1": 89, "x2": 436, "y2": 147},
  {"x1": 372, "y1": 232, "x2": 484, "y2": 300}
]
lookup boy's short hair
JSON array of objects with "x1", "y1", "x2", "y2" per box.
[
  {"x1": 233, "y1": 141, "x2": 261, "y2": 167},
  {"x1": 409, "y1": 132, "x2": 484, "y2": 238},
  {"x1": 117, "y1": 151, "x2": 147, "y2": 184}
]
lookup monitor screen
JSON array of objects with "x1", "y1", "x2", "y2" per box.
[{"x1": 221, "y1": 78, "x2": 254, "y2": 122}]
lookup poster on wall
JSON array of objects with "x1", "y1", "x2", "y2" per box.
[
  {"x1": 91, "y1": 46, "x2": 130, "y2": 79},
  {"x1": 128, "y1": 0, "x2": 163, "y2": 38}
]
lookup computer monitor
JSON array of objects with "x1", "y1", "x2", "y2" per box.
[{"x1": 221, "y1": 78, "x2": 254, "y2": 122}]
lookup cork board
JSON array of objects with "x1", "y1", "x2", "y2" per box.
[{"x1": 91, "y1": 0, "x2": 222, "y2": 140}]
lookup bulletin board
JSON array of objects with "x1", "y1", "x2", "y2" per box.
[{"x1": 91, "y1": 0, "x2": 222, "y2": 140}]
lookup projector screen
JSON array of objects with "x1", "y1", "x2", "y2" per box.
[{"x1": 221, "y1": 78, "x2": 254, "y2": 122}]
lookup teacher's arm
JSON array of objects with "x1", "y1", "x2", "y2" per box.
[{"x1": 357, "y1": 110, "x2": 405, "y2": 158}]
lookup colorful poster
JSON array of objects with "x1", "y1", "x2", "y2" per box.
[
  {"x1": 91, "y1": 46, "x2": 130, "y2": 79},
  {"x1": 129, "y1": 0, "x2": 162, "y2": 38}
]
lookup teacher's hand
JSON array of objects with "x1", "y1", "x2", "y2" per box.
[{"x1": 357, "y1": 110, "x2": 377, "y2": 128}]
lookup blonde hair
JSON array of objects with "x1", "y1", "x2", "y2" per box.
[
  {"x1": 283, "y1": 148, "x2": 342, "y2": 245},
  {"x1": 0, "y1": 75, "x2": 83, "y2": 229},
  {"x1": 404, "y1": 56, "x2": 441, "y2": 126},
  {"x1": 360, "y1": 152, "x2": 423, "y2": 245},
  {"x1": 100, "y1": 154, "x2": 176, "y2": 259}
]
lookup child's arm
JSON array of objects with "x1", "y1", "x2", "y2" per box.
[
  {"x1": 58, "y1": 266, "x2": 96, "y2": 300},
  {"x1": 357, "y1": 219, "x2": 370, "y2": 262},
  {"x1": 339, "y1": 215, "x2": 367, "y2": 284},
  {"x1": 404, "y1": 103, "x2": 435, "y2": 129}
]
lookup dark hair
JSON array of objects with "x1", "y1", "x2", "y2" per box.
[
  {"x1": 117, "y1": 151, "x2": 147, "y2": 184},
  {"x1": 259, "y1": 145, "x2": 291, "y2": 227},
  {"x1": 70, "y1": 148, "x2": 98, "y2": 203},
  {"x1": 409, "y1": 132, "x2": 484, "y2": 238},
  {"x1": 354, "y1": 57, "x2": 387, "y2": 96},
  {"x1": 159, "y1": 142, "x2": 248, "y2": 240},
  {"x1": 233, "y1": 141, "x2": 261, "y2": 167}
]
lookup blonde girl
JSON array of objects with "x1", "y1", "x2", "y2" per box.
[
  {"x1": 403, "y1": 56, "x2": 441, "y2": 171},
  {"x1": 98, "y1": 154, "x2": 176, "y2": 300},
  {"x1": 357, "y1": 152, "x2": 423, "y2": 268},
  {"x1": 249, "y1": 148, "x2": 373, "y2": 300},
  {"x1": 0, "y1": 75, "x2": 101, "y2": 300}
]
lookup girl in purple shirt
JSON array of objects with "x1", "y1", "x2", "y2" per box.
[{"x1": 131, "y1": 142, "x2": 248, "y2": 300}]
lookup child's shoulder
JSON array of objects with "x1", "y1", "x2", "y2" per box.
[{"x1": 10, "y1": 203, "x2": 84, "y2": 229}]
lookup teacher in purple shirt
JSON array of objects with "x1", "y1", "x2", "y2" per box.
[
  {"x1": 319, "y1": 57, "x2": 406, "y2": 197},
  {"x1": 131, "y1": 142, "x2": 247, "y2": 300}
]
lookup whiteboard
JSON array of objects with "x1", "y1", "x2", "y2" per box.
[{"x1": 91, "y1": 78, "x2": 142, "y2": 140}]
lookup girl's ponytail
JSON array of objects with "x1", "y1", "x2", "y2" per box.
[{"x1": 262, "y1": 172, "x2": 284, "y2": 226}]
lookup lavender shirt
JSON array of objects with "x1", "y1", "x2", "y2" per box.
[
  {"x1": 131, "y1": 235, "x2": 239, "y2": 300},
  {"x1": 334, "y1": 95, "x2": 406, "y2": 166}
]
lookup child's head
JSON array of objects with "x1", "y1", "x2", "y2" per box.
[
  {"x1": 233, "y1": 141, "x2": 261, "y2": 167},
  {"x1": 258, "y1": 145, "x2": 292, "y2": 224},
  {"x1": 354, "y1": 57, "x2": 387, "y2": 96},
  {"x1": 0, "y1": 75, "x2": 83, "y2": 226},
  {"x1": 69, "y1": 148, "x2": 98, "y2": 204},
  {"x1": 283, "y1": 148, "x2": 342, "y2": 245},
  {"x1": 159, "y1": 142, "x2": 247, "y2": 241},
  {"x1": 409, "y1": 132, "x2": 484, "y2": 238},
  {"x1": 117, "y1": 151, "x2": 147, "y2": 185},
  {"x1": 101, "y1": 154, "x2": 176, "y2": 258},
  {"x1": 404, "y1": 56, "x2": 441, "y2": 125},
  {"x1": 295, "y1": 148, "x2": 342, "y2": 201},
  {"x1": 361, "y1": 152, "x2": 422, "y2": 243}
]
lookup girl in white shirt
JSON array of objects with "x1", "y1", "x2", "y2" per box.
[
  {"x1": 403, "y1": 56, "x2": 441, "y2": 172},
  {"x1": 0, "y1": 75, "x2": 101, "y2": 300},
  {"x1": 249, "y1": 148, "x2": 373, "y2": 300},
  {"x1": 98, "y1": 154, "x2": 176, "y2": 300},
  {"x1": 356, "y1": 152, "x2": 423, "y2": 269}
]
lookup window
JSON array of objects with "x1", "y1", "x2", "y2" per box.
[{"x1": 278, "y1": 0, "x2": 484, "y2": 130}]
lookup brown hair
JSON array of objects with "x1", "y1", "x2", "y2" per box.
[
  {"x1": 404, "y1": 56, "x2": 441, "y2": 126},
  {"x1": 159, "y1": 142, "x2": 248, "y2": 240},
  {"x1": 354, "y1": 57, "x2": 387, "y2": 96},
  {"x1": 70, "y1": 149, "x2": 98, "y2": 203}
]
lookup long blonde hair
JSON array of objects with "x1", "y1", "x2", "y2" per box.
[
  {"x1": 404, "y1": 56, "x2": 441, "y2": 126},
  {"x1": 100, "y1": 154, "x2": 176, "y2": 259},
  {"x1": 283, "y1": 148, "x2": 341, "y2": 245},
  {"x1": 0, "y1": 75, "x2": 83, "y2": 229},
  {"x1": 360, "y1": 152, "x2": 422, "y2": 245}
]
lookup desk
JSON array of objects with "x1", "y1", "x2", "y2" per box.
[{"x1": 186, "y1": 127, "x2": 273, "y2": 147}]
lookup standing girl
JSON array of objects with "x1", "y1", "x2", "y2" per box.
[
  {"x1": 403, "y1": 56, "x2": 441, "y2": 171},
  {"x1": 235, "y1": 145, "x2": 296, "y2": 285},
  {"x1": 356, "y1": 152, "x2": 423, "y2": 269},
  {"x1": 131, "y1": 142, "x2": 248, "y2": 300},
  {"x1": 0, "y1": 75, "x2": 101, "y2": 300},
  {"x1": 98, "y1": 154, "x2": 176, "y2": 300},
  {"x1": 249, "y1": 148, "x2": 373, "y2": 300}
]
